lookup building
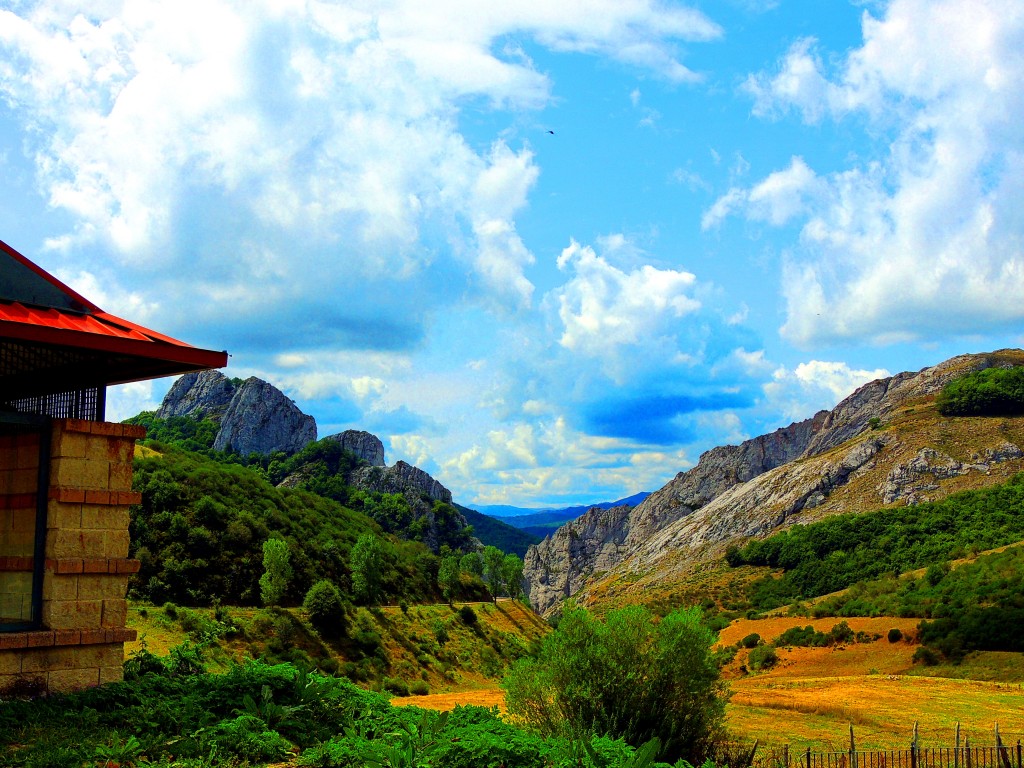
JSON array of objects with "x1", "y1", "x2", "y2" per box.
[{"x1": 1, "y1": 238, "x2": 227, "y2": 693}]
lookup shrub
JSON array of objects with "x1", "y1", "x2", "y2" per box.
[
  {"x1": 382, "y1": 677, "x2": 410, "y2": 696},
  {"x1": 304, "y1": 580, "x2": 346, "y2": 636},
  {"x1": 747, "y1": 644, "x2": 778, "y2": 671},
  {"x1": 913, "y1": 646, "x2": 940, "y2": 666},
  {"x1": 887, "y1": 628, "x2": 903, "y2": 643},
  {"x1": 502, "y1": 604, "x2": 724, "y2": 764},
  {"x1": 740, "y1": 633, "x2": 761, "y2": 649},
  {"x1": 459, "y1": 605, "x2": 478, "y2": 625},
  {"x1": 410, "y1": 680, "x2": 430, "y2": 695}
]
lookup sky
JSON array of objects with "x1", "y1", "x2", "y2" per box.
[{"x1": 2, "y1": 0, "x2": 1024, "y2": 508}]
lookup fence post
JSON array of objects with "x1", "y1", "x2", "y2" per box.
[
  {"x1": 912, "y1": 742, "x2": 918, "y2": 768},
  {"x1": 956, "y1": 723, "x2": 961, "y2": 768},
  {"x1": 851, "y1": 724, "x2": 858, "y2": 768},
  {"x1": 807, "y1": 746, "x2": 812, "y2": 768},
  {"x1": 784, "y1": 744, "x2": 790, "y2": 768},
  {"x1": 1016, "y1": 741, "x2": 1021, "y2": 768}
]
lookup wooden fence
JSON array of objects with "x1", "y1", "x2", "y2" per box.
[{"x1": 746, "y1": 725, "x2": 1023, "y2": 768}]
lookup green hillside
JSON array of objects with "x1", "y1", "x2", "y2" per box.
[{"x1": 457, "y1": 504, "x2": 541, "y2": 557}]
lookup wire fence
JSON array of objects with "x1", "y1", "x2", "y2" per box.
[{"x1": 742, "y1": 725, "x2": 1023, "y2": 768}]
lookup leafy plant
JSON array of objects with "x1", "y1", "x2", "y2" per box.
[{"x1": 502, "y1": 604, "x2": 725, "y2": 764}]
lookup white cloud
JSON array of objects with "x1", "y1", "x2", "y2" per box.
[
  {"x1": 703, "y1": 156, "x2": 820, "y2": 229},
  {"x1": 553, "y1": 238, "x2": 701, "y2": 357},
  {"x1": 764, "y1": 360, "x2": 891, "y2": 422},
  {"x1": 0, "y1": 0, "x2": 719, "y2": 350},
  {"x1": 731, "y1": 0, "x2": 1024, "y2": 345}
]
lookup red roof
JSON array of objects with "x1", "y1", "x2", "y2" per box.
[{"x1": 1, "y1": 238, "x2": 227, "y2": 396}]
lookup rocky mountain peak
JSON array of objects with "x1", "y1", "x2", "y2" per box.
[
  {"x1": 212, "y1": 377, "x2": 317, "y2": 456},
  {"x1": 323, "y1": 430, "x2": 386, "y2": 467},
  {"x1": 156, "y1": 370, "x2": 236, "y2": 421}
]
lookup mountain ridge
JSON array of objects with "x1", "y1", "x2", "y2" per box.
[{"x1": 523, "y1": 349, "x2": 1024, "y2": 616}]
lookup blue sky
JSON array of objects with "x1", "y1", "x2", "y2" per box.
[{"x1": 3, "y1": 0, "x2": 1023, "y2": 507}]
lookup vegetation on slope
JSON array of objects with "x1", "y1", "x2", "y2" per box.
[
  {"x1": 809, "y1": 545, "x2": 1024, "y2": 659},
  {"x1": 457, "y1": 504, "x2": 541, "y2": 558},
  {"x1": 725, "y1": 473, "x2": 1024, "y2": 610},
  {"x1": 936, "y1": 365, "x2": 1024, "y2": 416}
]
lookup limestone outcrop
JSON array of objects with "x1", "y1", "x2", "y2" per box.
[
  {"x1": 323, "y1": 430, "x2": 386, "y2": 467},
  {"x1": 156, "y1": 370, "x2": 236, "y2": 420},
  {"x1": 212, "y1": 378, "x2": 317, "y2": 456}
]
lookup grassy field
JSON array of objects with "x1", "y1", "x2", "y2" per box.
[
  {"x1": 391, "y1": 614, "x2": 1024, "y2": 752},
  {"x1": 125, "y1": 598, "x2": 549, "y2": 693}
]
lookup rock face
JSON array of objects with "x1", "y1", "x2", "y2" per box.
[
  {"x1": 156, "y1": 370, "x2": 236, "y2": 420},
  {"x1": 212, "y1": 377, "x2": 317, "y2": 456},
  {"x1": 324, "y1": 430, "x2": 386, "y2": 467},
  {"x1": 157, "y1": 372, "x2": 317, "y2": 457},
  {"x1": 522, "y1": 505, "x2": 632, "y2": 619},
  {"x1": 349, "y1": 461, "x2": 453, "y2": 504},
  {"x1": 523, "y1": 349, "x2": 1024, "y2": 616}
]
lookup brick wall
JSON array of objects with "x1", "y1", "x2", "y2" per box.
[{"x1": 0, "y1": 419, "x2": 143, "y2": 694}]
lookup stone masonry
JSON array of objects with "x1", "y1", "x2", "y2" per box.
[{"x1": 0, "y1": 419, "x2": 142, "y2": 694}]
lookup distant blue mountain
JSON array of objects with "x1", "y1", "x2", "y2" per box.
[{"x1": 475, "y1": 492, "x2": 649, "y2": 531}]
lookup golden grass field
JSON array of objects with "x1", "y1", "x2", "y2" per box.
[{"x1": 392, "y1": 615, "x2": 1024, "y2": 751}]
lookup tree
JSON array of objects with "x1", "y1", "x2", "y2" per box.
[
  {"x1": 350, "y1": 534, "x2": 386, "y2": 605},
  {"x1": 481, "y1": 545, "x2": 504, "y2": 601},
  {"x1": 259, "y1": 538, "x2": 292, "y2": 606},
  {"x1": 304, "y1": 579, "x2": 346, "y2": 636},
  {"x1": 501, "y1": 553, "x2": 524, "y2": 600},
  {"x1": 460, "y1": 551, "x2": 483, "y2": 577},
  {"x1": 502, "y1": 604, "x2": 725, "y2": 764},
  {"x1": 437, "y1": 555, "x2": 461, "y2": 605}
]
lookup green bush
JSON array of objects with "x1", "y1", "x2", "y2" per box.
[
  {"x1": 936, "y1": 365, "x2": 1024, "y2": 416},
  {"x1": 304, "y1": 579, "x2": 347, "y2": 636},
  {"x1": 887, "y1": 628, "x2": 903, "y2": 643},
  {"x1": 740, "y1": 632, "x2": 761, "y2": 649},
  {"x1": 382, "y1": 677, "x2": 410, "y2": 696},
  {"x1": 747, "y1": 644, "x2": 778, "y2": 671},
  {"x1": 502, "y1": 604, "x2": 725, "y2": 764},
  {"x1": 410, "y1": 680, "x2": 430, "y2": 695},
  {"x1": 459, "y1": 605, "x2": 478, "y2": 625}
]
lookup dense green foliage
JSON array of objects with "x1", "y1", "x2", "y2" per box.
[
  {"x1": 936, "y1": 365, "x2": 1024, "y2": 416},
  {"x1": 0, "y1": 648, "x2": 696, "y2": 768},
  {"x1": 809, "y1": 545, "x2": 1024, "y2": 659},
  {"x1": 502, "y1": 604, "x2": 725, "y2": 764},
  {"x1": 726, "y1": 474, "x2": 1024, "y2": 609},
  {"x1": 260, "y1": 538, "x2": 292, "y2": 606},
  {"x1": 129, "y1": 445, "x2": 469, "y2": 606}
]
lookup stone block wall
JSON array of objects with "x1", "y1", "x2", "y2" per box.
[{"x1": 0, "y1": 419, "x2": 143, "y2": 694}]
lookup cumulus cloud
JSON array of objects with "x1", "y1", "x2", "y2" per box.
[
  {"x1": 0, "y1": 0, "x2": 719, "y2": 356},
  {"x1": 764, "y1": 360, "x2": 891, "y2": 422},
  {"x1": 723, "y1": 0, "x2": 1024, "y2": 346},
  {"x1": 553, "y1": 239, "x2": 701, "y2": 358}
]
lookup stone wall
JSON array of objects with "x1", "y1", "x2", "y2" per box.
[{"x1": 0, "y1": 419, "x2": 142, "y2": 694}]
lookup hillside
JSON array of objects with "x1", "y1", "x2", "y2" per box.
[{"x1": 524, "y1": 349, "x2": 1024, "y2": 616}]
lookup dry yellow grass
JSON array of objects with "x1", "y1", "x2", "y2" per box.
[{"x1": 391, "y1": 613, "x2": 1024, "y2": 753}]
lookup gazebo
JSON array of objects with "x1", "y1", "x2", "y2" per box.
[{"x1": 1, "y1": 238, "x2": 227, "y2": 693}]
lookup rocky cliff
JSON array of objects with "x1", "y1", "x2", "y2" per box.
[
  {"x1": 157, "y1": 370, "x2": 236, "y2": 421},
  {"x1": 523, "y1": 349, "x2": 1024, "y2": 615},
  {"x1": 158, "y1": 371, "x2": 317, "y2": 456},
  {"x1": 213, "y1": 377, "x2": 318, "y2": 456},
  {"x1": 155, "y1": 372, "x2": 470, "y2": 551},
  {"x1": 324, "y1": 430, "x2": 386, "y2": 467}
]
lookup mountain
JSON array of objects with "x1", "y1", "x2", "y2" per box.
[
  {"x1": 159, "y1": 370, "x2": 317, "y2": 455},
  {"x1": 523, "y1": 349, "x2": 1024, "y2": 616},
  {"x1": 456, "y1": 505, "x2": 542, "y2": 558},
  {"x1": 477, "y1": 492, "x2": 650, "y2": 525}
]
